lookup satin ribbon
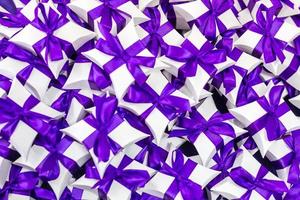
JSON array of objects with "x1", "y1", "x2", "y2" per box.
[
  {"x1": 140, "y1": 7, "x2": 174, "y2": 56},
  {"x1": 194, "y1": 0, "x2": 235, "y2": 40},
  {"x1": 4, "y1": 42, "x2": 53, "y2": 81},
  {"x1": 0, "y1": 0, "x2": 16, "y2": 13},
  {"x1": 230, "y1": 166, "x2": 288, "y2": 200},
  {"x1": 31, "y1": 4, "x2": 72, "y2": 62},
  {"x1": 213, "y1": 66, "x2": 247, "y2": 94},
  {"x1": 0, "y1": 98, "x2": 50, "y2": 140},
  {"x1": 160, "y1": 150, "x2": 204, "y2": 200},
  {"x1": 246, "y1": 8, "x2": 286, "y2": 63},
  {"x1": 0, "y1": 9, "x2": 29, "y2": 27},
  {"x1": 96, "y1": 34, "x2": 156, "y2": 85},
  {"x1": 169, "y1": 108, "x2": 235, "y2": 149},
  {"x1": 82, "y1": 95, "x2": 123, "y2": 162},
  {"x1": 51, "y1": 89, "x2": 93, "y2": 113},
  {"x1": 165, "y1": 40, "x2": 226, "y2": 78},
  {"x1": 36, "y1": 136, "x2": 81, "y2": 181},
  {"x1": 135, "y1": 138, "x2": 168, "y2": 170},
  {"x1": 0, "y1": 165, "x2": 38, "y2": 200},
  {"x1": 94, "y1": 155, "x2": 150, "y2": 197},
  {"x1": 88, "y1": 0, "x2": 129, "y2": 37},
  {"x1": 236, "y1": 66, "x2": 263, "y2": 106},
  {"x1": 76, "y1": 55, "x2": 111, "y2": 90},
  {"x1": 248, "y1": 86, "x2": 289, "y2": 141},
  {"x1": 0, "y1": 139, "x2": 19, "y2": 161},
  {"x1": 272, "y1": 132, "x2": 300, "y2": 184},
  {"x1": 208, "y1": 143, "x2": 241, "y2": 187},
  {"x1": 124, "y1": 82, "x2": 191, "y2": 120}
]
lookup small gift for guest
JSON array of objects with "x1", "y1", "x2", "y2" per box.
[
  {"x1": 67, "y1": 0, "x2": 149, "y2": 39},
  {"x1": 62, "y1": 94, "x2": 149, "y2": 177},
  {"x1": 169, "y1": 96, "x2": 246, "y2": 166},
  {"x1": 160, "y1": 25, "x2": 234, "y2": 101},
  {"x1": 9, "y1": 3, "x2": 95, "y2": 78},
  {"x1": 230, "y1": 83, "x2": 300, "y2": 157},
  {"x1": 0, "y1": 78, "x2": 63, "y2": 159}
]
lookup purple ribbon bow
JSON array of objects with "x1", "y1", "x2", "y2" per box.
[
  {"x1": 213, "y1": 65, "x2": 247, "y2": 94},
  {"x1": 88, "y1": 0, "x2": 129, "y2": 37},
  {"x1": 169, "y1": 108, "x2": 235, "y2": 149},
  {"x1": 160, "y1": 150, "x2": 204, "y2": 200},
  {"x1": 32, "y1": 4, "x2": 72, "y2": 61},
  {"x1": 248, "y1": 85, "x2": 289, "y2": 141},
  {"x1": 0, "y1": 97, "x2": 50, "y2": 140},
  {"x1": 208, "y1": 142, "x2": 241, "y2": 187},
  {"x1": 94, "y1": 155, "x2": 150, "y2": 197},
  {"x1": 194, "y1": 0, "x2": 235, "y2": 40},
  {"x1": 4, "y1": 42, "x2": 53, "y2": 80},
  {"x1": 272, "y1": 131, "x2": 300, "y2": 184},
  {"x1": 246, "y1": 8, "x2": 286, "y2": 63},
  {"x1": 124, "y1": 82, "x2": 191, "y2": 120},
  {"x1": 83, "y1": 95, "x2": 123, "y2": 162},
  {"x1": 36, "y1": 133, "x2": 81, "y2": 181},
  {"x1": 236, "y1": 66, "x2": 263, "y2": 106},
  {"x1": 140, "y1": 7, "x2": 174, "y2": 56},
  {"x1": 165, "y1": 40, "x2": 226, "y2": 78},
  {"x1": 0, "y1": 165, "x2": 38, "y2": 200},
  {"x1": 96, "y1": 35, "x2": 156, "y2": 85},
  {"x1": 51, "y1": 89, "x2": 93, "y2": 113},
  {"x1": 230, "y1": 166, "x2": 288, "y2": 200}
]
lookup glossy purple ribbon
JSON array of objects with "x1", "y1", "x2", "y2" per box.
[
  {"x1": 169, "y1": 108, "x2": 235, "y2": 149},
  {"x1": 96, "y1": 35, "x2": 156, "y2": 85},
  {"x1": 230, "y1": 166, "x2": 288, "y2": 200},
  {"x1": 32, "y1": 4, "x2": 73, "y2": 61},
  {"x1": 160, "y1": 150, "x2": 204, "y2": 200},
  {"x1": 165, "y1": 39, "x2": 226, "y2": 78},
  {"x1": 124, "y1": 82, "x2": 191, "y2": 120},
  {"x1": 248, "y1": 86, "x2": 289, "y2": 141},
  {"x1": 82, "y1": 95, "x2": 122, "y2": 162},
  {"x1": 194, "y1": 0, "x2": 235, "y2": 40}
]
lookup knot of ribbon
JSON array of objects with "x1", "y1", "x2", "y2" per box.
[
  {"x1": 166, "y1": 40, "x2": 226, "y2": 78},
  {"x1": 169, "y1": 109, "x2": 235, "y2": 149},
  {"x1": 194, "y1": 0, "x2": 234, "y2": 40},
  {"x1": 96, "y1": 35, "x2": 156, "y2": 84},
  {"x1": 32, "y1": 4, "x2": 69, "y2": 62}
]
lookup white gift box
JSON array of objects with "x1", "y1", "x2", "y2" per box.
[
  {"x1": 9, "y1": 3, "x2": 95, "y2": 77},
  {"x1": 14, "y1": 139, "x2": 90, "y2": 199},
  {"x1": 2, "y1": 79, "x2": 63, "y2": 159},
  {"x1": 42, "y1": 86, "x2": 94, "y2": 125},
  {"x1": 230, "y1": 82, "x2": 300, "y2": 156},
  {"x1": 68, "y1": 0, "x2": 149, "y2": 39},
  {"x1": 173, "y1": 0, "x2": 241, "y2": 34},
  {"x1": 0, "y1": 56, "x2": 51, "y2": 100},
  {"x1": 61, "y1": 109, "x2": 148, "y2": 177},
  {"x1": 172, "y1": 96, "x2": 246, "y2": 166},
  {"x1": 120, "y1": 70, "x2": 194, "y2": 145},
  {"x1": 135, "y1": 6, "x2": 184, "y2": 49},
  {"x1": 212, "y1": 147, "x2": 289, "y2": 200},
  {"x1": 82, "y1": 20, "x2": 165, "y2": 99},
  {"x1": 160, "y1": 25, "x2": 234, "y2": 101},
  {"x1": 140, "y1": 150, "x2": 219, "y2": 199}
]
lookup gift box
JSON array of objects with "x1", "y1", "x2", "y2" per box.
[
  {"x1": 211, "y1": 147, "x2": 289, "y2": 200},
  {"x1": 0, "y1": 78, "x2": 64, "y2": 159},
  {"x1": 160, "y1": 25, "x2": 234, "y2": 101},
  {"x1": 169, "y1": 96, "x2": 246, "y2": 166},
  {"x1": 230, "y1": 83, "x2": 300, "y2": 156},
  {"x1": 173, "y1": 0, "x2": 242, "y2": 40},
  {"x1": 9, "y1": 3, "x2": 96, "y2": 78},
  {"x1": 68, "y1": 0, "x2": 149, "y2": 39},
  {"x1": 82, "y1": 20, "x2": 165, "y2": 99},
  {"x1": 61, "y1": 94, "x2": 149, "y2": 177},
  {"x1": 140, "y1": 149, "x2": 220, "y2": 199}
]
